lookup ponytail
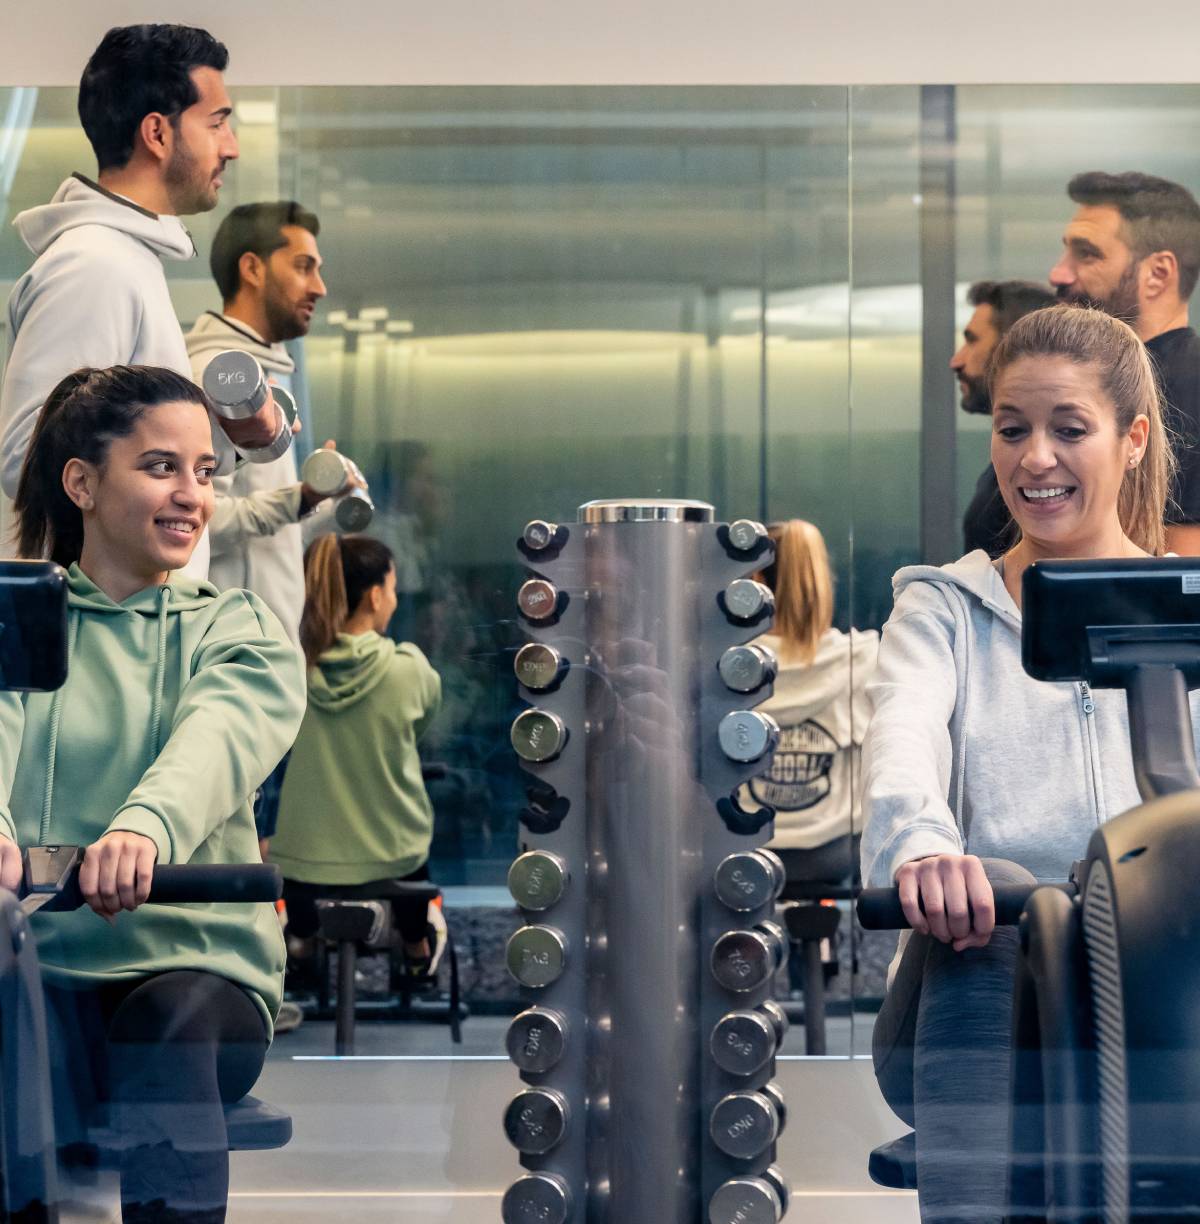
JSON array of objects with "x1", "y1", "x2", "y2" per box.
[
  {"x1": 300, "y1": 533, "x2": 394, "y2": 667},
  {"x1": 758, "y1": 519, "x2": 834, "y2": 665}
]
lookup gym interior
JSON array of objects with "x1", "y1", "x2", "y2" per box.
[{"x1": 4, "y1": 4, "x2": 1200, "y2": 1221}]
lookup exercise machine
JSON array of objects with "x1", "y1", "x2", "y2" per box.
[{"x1": 858, "y1": 556, "x2": 1200, "y2": 1222}]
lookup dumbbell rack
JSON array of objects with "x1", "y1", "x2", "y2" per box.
[{"x1": 501, "y1": 500, "x2": 791, "y2": 1224}]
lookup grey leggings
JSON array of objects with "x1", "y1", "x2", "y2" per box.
[{"x1": 872, "y1": 857, "x2": 1037, "y2": 1224}]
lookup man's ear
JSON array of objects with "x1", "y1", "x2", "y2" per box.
[
  {"x1": 62, "y1": 458, "x2": 98, "y2": 512},
  {"x1": 136, "y1": 111, "x2": 173, "y2": 167},
  {"x1": 1142, "y1": 249, "x2": 1180, "y2": 301},
  {"x1": 238, "y1": 251, "x2": 266, "y2": 293}
]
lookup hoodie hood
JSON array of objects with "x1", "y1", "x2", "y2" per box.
[
  {"x1": 66, "y1": 563, "x2": 220, "y2": 615},
  {"x1": 308, "y1": 632, "x2": 397, "y2": 712},
  {"x1": 185, "y1": 310, "x2": 296, "y2": 377},
  {"x1": 14, "y1": 175, "x2": 195, "y2": 262},
  {"x1": 892, "y1": 548, "x2": 1020, "y2": 630}
]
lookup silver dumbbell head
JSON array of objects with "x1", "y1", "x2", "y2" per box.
[
  {"x1": 508, "y1": 850, "x2": 568, "y2": 911},
  {"x1": 759, "y1": 1080, "x2": 787, "y2": 1135},
  {"x1": 755, "y1": 847, "x2": 786, "y2": 900},
  {"x1": 718, "y1": 643, "x2": 777, "y2": 694},
  {"x1": 758, "y1": 998, "x2": 790, "y2": 1046},
  {"x1": 517, "y1": 578, "x2": 559, "y2": 622},
  {"x1": 503, "y1": 1087, "x2": 569, "y2": 1155},
  {"x1": 708, "y1": 1177, "x2": 782, "y2": 1224},
  {"x1": 711, "y1": 929, "x2": 776, "y2": 993},
  {"x1": 333, "y1": 488, "x2": 374, "y2": 532},
  {"x1": 724, "y1": 578, "x2": 774, "y2": 622},
  {"x1": 522, "y1": 520, "x2": 559, "y2": 551},
  {"x1": 718, "y1": 710, "x2": 780, "y2": 763},
  {"x1": 510, "y1": 709, "x2": 567, "y2": 763},
  {"x1": 710, "y1": 1009, "x2": 777, "y2": 1076},
  {"x1": 709, "y1": 1090, "x2": 781, "y2": 1159},
  {"x1": 762, "y1": 1165, "x2": 791, "y2": 1216},
  {"x1": 202, "y1": 350, "x2": 268, "y2": 418},
  {"x1": 301, "y1": 448, "x2": 353, "y2": 497},
  {"x1": 756, "y1": 920, "x2": 787, "y2": 972},
  {"x1": 714, "y1": 852, "x2": 777, "y2": 912},
  {"x1": 505, "y1": 925, "x2": 567, "y2": 988},
  {"x1": 502, "y1": 1173, "x2": 572, "y2": 1224},
  {"x1": 505, "y1": 1007, "x2": 568, "y2": 1074},
  {"x1": 727, "y1": 519, "x2": 769, "y2": 553},
  {"x1": 514, "y1": 642, "x2": 562, "y2": 691}
]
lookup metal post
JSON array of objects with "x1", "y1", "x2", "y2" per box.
[
  {"x1": 919, "y1": 83, "x2": 960, "y2": 566},
  {"x1": 504, "y1": 502, "x2": 790, "y2": 1224}
]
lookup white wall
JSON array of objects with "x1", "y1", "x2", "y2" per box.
[{"x1": 5, "y1": 0, "x2": 1200, "y2": 87}]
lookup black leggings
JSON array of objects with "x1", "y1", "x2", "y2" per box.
[
  {"x1": 44, "y1": 970, "x2": 268, "y2": 1222},
  {"x1": 283, "y1": 863, "x2": 432, "y2": 945}
]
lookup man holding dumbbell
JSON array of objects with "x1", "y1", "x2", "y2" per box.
[
  {"x1": 0, "y1": 24, "x2": 284, "y2": 575},
  {"x1": 186, "y1": 201, "x2": 364, "y2": 646}
]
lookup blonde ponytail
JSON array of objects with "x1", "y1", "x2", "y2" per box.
[{"x1": 763, "y1": 520, "x2": 834, "y2": 665}]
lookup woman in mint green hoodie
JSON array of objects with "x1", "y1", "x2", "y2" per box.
[
  {"x1": 273, "y1": 533, "x2": 441, "y2": 974},
  {"x1": 7, "y1": 365, "x2": 305, "y2": 1222}
]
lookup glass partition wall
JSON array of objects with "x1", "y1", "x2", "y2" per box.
[
  {"x1": 0, "y1": 84, "x2": 862, "y2": 1050},
  {"x1": 3, "y1": 80, "x2": 1196, "y2": 1063}
]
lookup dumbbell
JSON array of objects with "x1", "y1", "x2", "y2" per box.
[
  {"x1": 711, "y1": 923, "x2": 786, "y2": 993},
  {"x1": 714, "y1": 849, "x2": 785, "y2": 912},
  {"x1": 710, "y1": 1001, "x2": 789, "y2": 1075},
  {"x1": 708, "y1": 1166, "x2": 790, "y2": 1224},
  {"x1": 301, "y1": 449, "x2": 375, "y2": 531},
  {"x1": 709, "y1": 1086, "x2": 782, "y2": 1159},
  {"x1": 201, "y1": 351, "x2": 296, "y2": 463}
]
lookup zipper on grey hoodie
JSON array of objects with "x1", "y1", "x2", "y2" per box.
[{"x1": 1079, "y1": 681, "x2": 1105, "y2": 824}]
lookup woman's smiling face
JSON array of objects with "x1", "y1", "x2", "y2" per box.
[{"x1": 990, "y1": 354, "x2": 1148, "y2": 555}]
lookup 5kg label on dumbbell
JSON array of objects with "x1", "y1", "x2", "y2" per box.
[{"x1": 217, "y1": 370, "x2": 247, "y2": 384}]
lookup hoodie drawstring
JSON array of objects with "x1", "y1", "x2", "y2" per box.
[
  {"x1": 40, "y1": 612, "x2": 83, "y2": 843},
  {"x1": 40, "y1": 589, "x2": 171, "y2": 844},
  {"x1": 149, "y1": 586, "x2": 171, "y2": 757}
]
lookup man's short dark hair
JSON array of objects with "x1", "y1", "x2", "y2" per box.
[
  {"x1": 210, "y1": 202, "x2": 321, "y2": 301},
  {"x1": 967, "y1": 280, "x2": 1056, "y2": 336},
  {"x1": 78, "y1": 25, "x2": 229, "y2": 172},
  {"x1": 1068, "y1": 170, "x2": 1200, "y2": 301}
]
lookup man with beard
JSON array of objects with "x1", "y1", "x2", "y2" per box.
[
  {"x1": 1051, "y1": 170, "x2": 1200, "y2": 552},
  {"x1": 0, "y1": 24, "x2": 282, "y2": 576},
  {"x1": 186, "y1": 201, "x2": 344, "y2": 646},
  {"x1": 953, "y1": 280, "x2": 1055, "y2": 555}
]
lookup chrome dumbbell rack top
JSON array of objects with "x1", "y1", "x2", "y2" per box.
[{"x1": 505, "y1": 499, "x2": 787, "y2": 1223}]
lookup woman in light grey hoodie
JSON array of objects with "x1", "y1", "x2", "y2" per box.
[{"x1": 863, "y1": 305, "x2": 1182, "y2": 1222}]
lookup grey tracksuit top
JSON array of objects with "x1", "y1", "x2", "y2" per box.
[{"x1": 860, "y1": 549, "x2": 1200, "y2": 889}]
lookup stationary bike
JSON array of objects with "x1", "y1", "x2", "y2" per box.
[{"x1": 858, "y1": 557, "x2": 1200, "y2": 1222}]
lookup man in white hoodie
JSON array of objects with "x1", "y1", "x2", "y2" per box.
[
  {"x1": 186, "y1": 201, "x2": 342, "y2": 645},
  {"x1": 0, "y1": 24, "x2": 281, "y2": 573}
]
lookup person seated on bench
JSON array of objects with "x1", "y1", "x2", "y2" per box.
[
  {"x1": 3, "y1": 365, "x2": 305, "y2": 1223},
  {"x1": 738, "y1": 518, "x2": 878, "y2": 889},
  {"x1": 271, "y1": 533, "x2": 442, "y2": 981},
  {"x1": 861, "y1": 305, "x2": 1192, "y2": 1222}
]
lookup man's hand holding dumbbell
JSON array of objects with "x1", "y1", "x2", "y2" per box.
[
  {"x1": 299, "y1": 439, "x2": 366, "y2": 514},
  {"x1": 202, "y1": 350, "x2": 300, "y2": 463}
]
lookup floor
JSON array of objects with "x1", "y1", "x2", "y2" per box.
[{"x1": 63, "y1": 1014, "x2": 917, "y2": 1223}]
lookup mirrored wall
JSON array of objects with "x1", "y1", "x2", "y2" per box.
[{"x1": 2, "y1": 82, "x2": 1196, "y2": 1061}]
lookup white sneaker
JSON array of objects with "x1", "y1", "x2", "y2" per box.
[{"x1": 274, "y1": 1000, "x2": 304, "y2": 1034}]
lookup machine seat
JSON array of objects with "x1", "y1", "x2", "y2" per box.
[
  {"x1": 869, "y1": 1131, "x2": 917, "y2": 1190},
  {"x1": 225, "y1": 1095, "x2": 293, "y2": 1151}
]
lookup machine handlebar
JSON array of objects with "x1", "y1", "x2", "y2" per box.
[
  {"x1": 145, "y1": 863, "x2": 282, "y2": 904},
  {"x1": 18, "y1": 846, "x2": 282, "y2": 912},
  {"x1": 856, "y1": 882, "x2": 1075, "y2": 930}
]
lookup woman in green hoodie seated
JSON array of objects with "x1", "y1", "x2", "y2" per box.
[
  {"x1": 6, "y1": 365, "x2": 306, "y2": 1223},
  {"x1": 271, "y1": 534, "x2": 442, "y2": 977}
]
